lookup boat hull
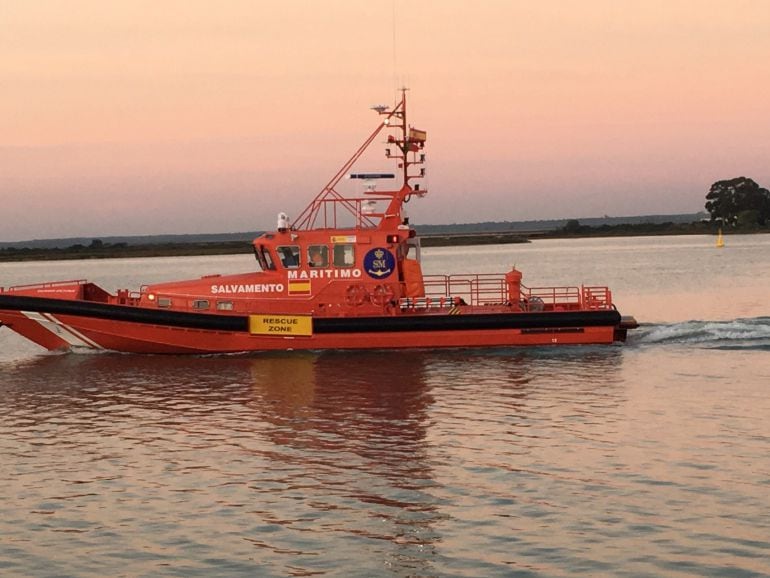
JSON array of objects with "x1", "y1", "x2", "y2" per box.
[{"x1": 0, "y1": 294, "x2": 625, "y2": 354}]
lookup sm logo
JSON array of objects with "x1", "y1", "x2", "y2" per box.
[{"x1": 364, "y1": 247, "x2": 395, "y2": 279}]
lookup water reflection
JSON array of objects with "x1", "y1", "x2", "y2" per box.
[
  {"x1": 1, "y1": 347, "x2": 629, "y2": 576},
  {"x1": 1, "y1": 352, "x2": 442, "y2": 575},
  {"x1": 246, "y1": 351, "x2": 441, "y2": 575}
]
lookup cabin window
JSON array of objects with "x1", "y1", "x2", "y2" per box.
[
  {"x1": 333, "y1": 244, "x2": 355, "y2": 267},
  {"x1": 157, "y1": 297, "x2": 172, "y2": 308},
  {"x1": 253, "y1": 246, "x2": 266, "y2": 271},
  {"x1": 216, "y1": 301, "x2": 234, "y2": 311},
  {"x1": 255, "y1": 245, "x2": 276, "y2": 271},
  {"x1": 308, "y1": 245, "x2": 329, "y2": 268},
  {"x1": 192, "y1": 299, "x2": 210, "y2": 310},
  {"x1": 262, "y1": 248, "x2": 276, "y2": 270},
  {"x1": 277, "y1": 245, "x2": 300, "y2": 268}
]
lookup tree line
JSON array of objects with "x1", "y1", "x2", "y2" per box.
[
  {"x1": 4, "y1": 177, "x2": 767, "y2": 262},
  {"x1": 561, "y1": 176, "x2": 770, "y2": 236}
]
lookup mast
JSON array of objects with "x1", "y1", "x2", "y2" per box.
[{"x1": 290, "y1": 89, "x2": 427, "y2": 231}]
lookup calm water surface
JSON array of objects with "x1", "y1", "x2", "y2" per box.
[{"x1": 2, "y1": 235, "x2": 769, "y2": 577}]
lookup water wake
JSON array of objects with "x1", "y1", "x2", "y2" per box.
[{"x1": 633, "y1": 317, "x2": 770, "y2": 350}]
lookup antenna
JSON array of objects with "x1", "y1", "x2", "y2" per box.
[{"x1": 392, "y1": 0, "x2": 397, "y2": 95}]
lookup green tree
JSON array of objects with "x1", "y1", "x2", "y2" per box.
[
  {"x1": 705, "y1": 177, "x2": 770, "y2": 226},
  {"x1": 563, "y1": 219, "x2": 582, "y2": 234}
]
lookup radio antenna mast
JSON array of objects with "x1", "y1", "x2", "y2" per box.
[{"x1": 392, "y1": 0, "x2": 398, "y2": 96}]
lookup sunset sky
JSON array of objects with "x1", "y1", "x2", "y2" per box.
[{"x1": 2, "y1": 1, "x2": 770, "y2": 241}]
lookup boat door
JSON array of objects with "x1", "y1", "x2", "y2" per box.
[{"x1": 399, "y1": 237, "x2": 425, "y2": 298}]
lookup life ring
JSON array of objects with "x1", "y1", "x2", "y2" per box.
[
  {"x1": 370, "y1": 284, "x2": 395, "y2": 306},
  {"x1": 345, "y1": 284, "x2": 367, "y2": 306}
]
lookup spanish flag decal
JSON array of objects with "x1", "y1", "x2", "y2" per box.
[{"x1": 288, "y1": 280, "x2": 311, "y2": 295}]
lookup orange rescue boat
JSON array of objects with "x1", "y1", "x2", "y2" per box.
[{"x1": 0, "y1": 91, "x2": 637, "y2": 354}]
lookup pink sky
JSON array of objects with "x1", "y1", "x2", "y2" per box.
[{"x1": 2, "y1": 1, "x2": 770, "y2": 241}]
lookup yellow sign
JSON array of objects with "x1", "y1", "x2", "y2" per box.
[
  {"x1": 249, "y1": 315, "x2": 312, "y2": 336},
  {"x1": 331, "y1": 235, "x2": 356, "y2": 243}
]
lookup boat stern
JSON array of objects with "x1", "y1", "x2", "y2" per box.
[
  {"x1": 0, "y1": 280, "x2": 114, "y2": 352},
  {"x1": 614, "y1": 315, "x2": 639, "y2": 342}
]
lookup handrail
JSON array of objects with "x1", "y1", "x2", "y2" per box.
[
  {"x1": 423, "y1": 274, "x2": 509, "y2": 305},
  {"x1": 422, "y1": 274, "x2": 613, "y2": 310},
  {"x1": 297, "y1": 196, "x2": 391, "y2": 230},
  {"x1": 581, "y1": 286, "x2": 613, "y2": 310},
  {"x1": 5, "y1": 279, "x2": 87, "y2": 292}
]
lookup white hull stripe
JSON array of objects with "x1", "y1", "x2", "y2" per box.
[{"x1": 21, "y1": 311, "x2": 103, "y2": 349}]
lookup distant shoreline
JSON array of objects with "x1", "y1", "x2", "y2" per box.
[{"x1": 1, "y1": 223, "x2": 758, "y2": 263}]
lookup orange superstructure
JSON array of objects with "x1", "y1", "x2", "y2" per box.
[{"x1": 0, "y1": 91, "x2": 637, "y2": 354}]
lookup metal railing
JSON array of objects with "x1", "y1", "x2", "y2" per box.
[
  {"x1": 3, "y1": 279, "x2": 87, "y2": 293},
  {"x1": 581, "y1": 286, "x2": 612, "y2": 310},
  {"x1": 414, "y1": 274, "x2": 613, "y2": 311},
  {"x1": 423, "y1": 274, "x2": 508, "y2": 306},
  {"x1": 527, "y1": 286, "x2": 581, "y2": 309}
]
